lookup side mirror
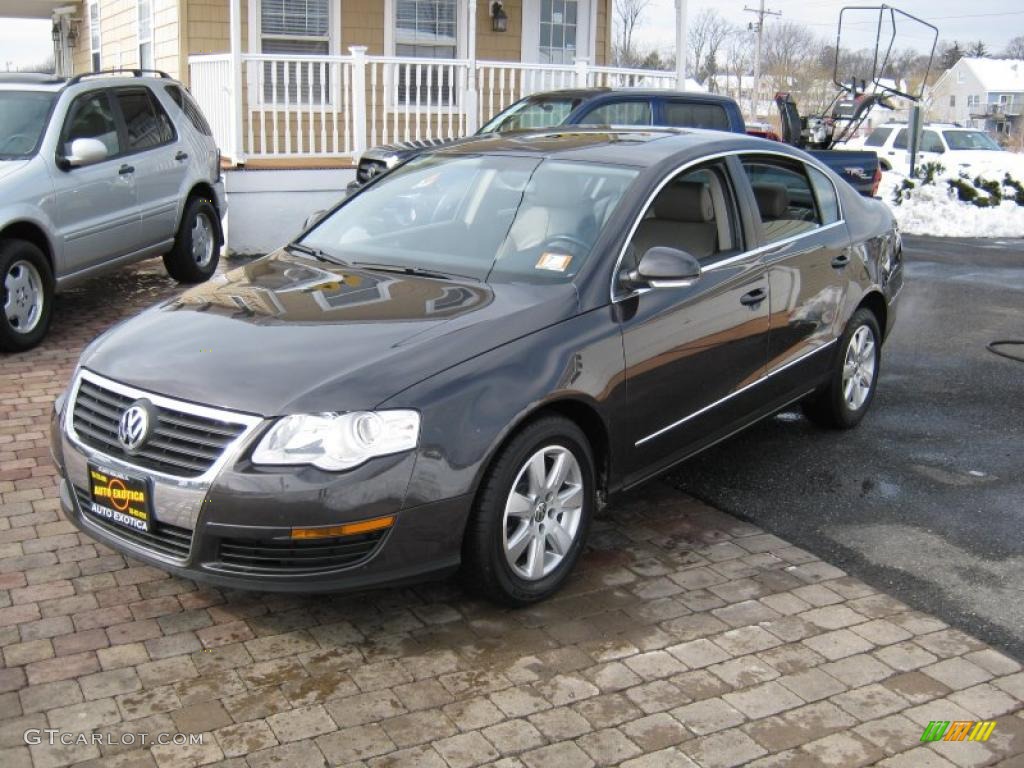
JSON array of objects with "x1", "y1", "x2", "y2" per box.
[
  {"x1": 629, "y1": 247, "x2": 702, "y2": 289},
  {"x1": 303, "y1": 209, "x2": 327, "y2": 230},
  {"x1": 65, "y1": 138, "x2": 108, "y2": 168}
]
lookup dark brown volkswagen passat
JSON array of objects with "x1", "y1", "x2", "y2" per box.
[{"x1": 52, "y1": 128, "x2": 903, "y2": 605}]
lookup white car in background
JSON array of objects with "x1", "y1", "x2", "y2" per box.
[{"x1": 862, "y1": 122, "x2": 1024, "y2": 177}]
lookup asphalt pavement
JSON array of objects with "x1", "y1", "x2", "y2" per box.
[{"x1": 667, "y1": 235, "x2": 1024, "y2": 660}]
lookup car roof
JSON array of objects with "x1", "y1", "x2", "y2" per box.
[
  {"x1": 435, "y1": 126, "x2": 797, "y2": 168},
  {"x1": 519, "y1": 87, "x2": 737, "y2": 104},
  {"x1": 0, "y1": 73, "x2": 66, "y2": 91}
]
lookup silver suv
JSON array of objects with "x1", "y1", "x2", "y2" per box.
[{"x1": 0, "y1": 70, "x2": 226, "y2": 352}]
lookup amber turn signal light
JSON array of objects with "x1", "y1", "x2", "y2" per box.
[{"x1": 290, "y1": 515, "x2": 396, "y2": 540}]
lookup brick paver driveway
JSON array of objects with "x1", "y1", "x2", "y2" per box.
[{"x1": 2, "y1": 258, "x2": 1022, "y2": 768}]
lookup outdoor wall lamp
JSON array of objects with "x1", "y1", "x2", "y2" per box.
[{"x1": 491, "y1": 1, "x2": 509, "y2": 33}]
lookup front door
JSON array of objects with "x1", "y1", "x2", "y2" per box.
[
  {"x1": 737, "y1": 154, "x2": 850, "y2": 395},
  {"x1": 522, "y1": 0, "x2": 592, "y2": 65},
  {"x1": 616, "y1": 159, "x2": 771, "y2": 481},
  {"x1": 51, "y1": 89, "x2": 139, "y2": 276},
  {"x1": 112, "y1": 87, "x2": 186, "y2": 246}
]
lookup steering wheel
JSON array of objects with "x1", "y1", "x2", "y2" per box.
[
  {"x1": 541, "y1": 234, "x2": 591, "y2": 259},
  {"x1": 0, "y1": 134, "x2": 32, "y2": 154}
]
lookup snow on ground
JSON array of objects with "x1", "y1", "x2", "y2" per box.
[{"x1": 879, "y1": 165, "x2": 1024, "y2": 238}]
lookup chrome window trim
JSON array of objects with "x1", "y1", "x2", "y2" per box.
[
  {"x1": 610, "y1": 148, "x2": 846, "y2": 303},
  {"x1": 63, "y1": 368, "x2": 265, "y2": 485},
  {"x1": 635, "y1": 338, "x2": 838, "y2": 446}
]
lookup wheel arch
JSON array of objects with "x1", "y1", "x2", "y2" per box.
[
  {"x1": 0, "y1": 221, "x2": 55, "y2": 282},
  {"x1": 181, "y1": 182, "x2": 223, "y2": 246},
  {"x1": 856, "y1": 290, "x2": 888, "y2": 341}
]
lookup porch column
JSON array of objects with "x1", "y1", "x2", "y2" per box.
[
  {"x1": 675, "y1": 0, "x2": 688, "y2": 88},
  {"x1": 228, "y1": 0, "x2": 244, "y2": 162},
  {"x1": 466, "y1": 0, "x2": 479, "y2": 133}
]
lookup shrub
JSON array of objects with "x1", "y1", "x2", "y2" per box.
[{"x1": 1003, "y1": 174, "x2": 1024, "y2": 206}]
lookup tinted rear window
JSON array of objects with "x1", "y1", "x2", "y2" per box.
[
  {"x1": 662, "y1": 102, "x2": 731, "y2": 131},
  {"x1": 164, "y1": 84, "x2": 213, "y2": 136},
  {"x1": 864, "y1": 127, "x2": 893, "y2": 147}
]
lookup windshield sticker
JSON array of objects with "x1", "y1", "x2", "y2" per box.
[
  {"x1": 412, "y1": 173, "x2": 441, "y2": 189},
  {"x1": 536, "y1": 253, "x2": 573, "y2": 272}
]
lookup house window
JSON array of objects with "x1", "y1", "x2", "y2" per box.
[
  {"x1": 540, "y1": 0, "x2": 579, "y2": 64},
  {"x1": 260, "y1": 0, "x2": 331, "y2": 103},
  {"x1": 949, "y1": 95, "x2": 955, "y2": 107},
  {"x1": 137, "y1": 0, "x2": 153, "y2": 69},
  {"x1": 88, "y1": 1, "x2": 101, "y2": 72},
  {"x1": 394, "y1": 0, "x2": 459, "y2": 105}
]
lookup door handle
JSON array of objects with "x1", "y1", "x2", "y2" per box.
[
  {"x1": 740, "y1": 288, "x2": 767, "y2": 307},
  {"x1": 175, "y1": 151, "x2": 189, "y2": 161},
  {"x1": 118, "y1": 164, "x2": 135, "y2": 175},
  {"x1": 831, "y1": 252, "x2": 851, "y2": 269}
]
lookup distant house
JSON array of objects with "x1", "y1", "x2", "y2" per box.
[{"x1": 929, "y1": 57, "x2": 1024, "y2": 138}]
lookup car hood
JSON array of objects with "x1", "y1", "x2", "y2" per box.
[
  {"x1": 0, "y1": 159, "x2": 29, "y2": 182},
  {"x1": 943, "y1": 150, "x2": 1022, "y2": 172},
  {"x1": 80, "y1": 250, "x2": 579, "y2": 416}
]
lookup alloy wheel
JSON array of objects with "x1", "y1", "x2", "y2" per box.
[
  {"x1": 502, "y1": 445, "x2": 584, "y2": 581},
  {"x1": 4, "y1": 259, "x2": 44, "y2": 334},
  {"x1": 191, "y1": 213, "x2": 215, "y2": 268},
  {"x1": 842, "y1": 324, "x2": 876, "y2": 411}
]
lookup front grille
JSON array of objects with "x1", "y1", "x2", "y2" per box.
[
  {"x1": 75, "y1": 486, "x2": 192, "y2": 560},
  {"x1": 71, "y1": 377, "x2": 246, "y2": 478},
  {"x1": 215, "y1": 531, "x2": 387, "y2": 574}
]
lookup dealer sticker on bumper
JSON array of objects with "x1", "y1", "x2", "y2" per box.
[{"x1": 87, "y1": 464, "x2": 151, "y2": 533}]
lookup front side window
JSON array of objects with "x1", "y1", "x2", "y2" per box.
[
  {"x1": 116, "y1": 89, "x2": 175, "y2": 151},
  {"x1": 662, "y1": 102, "x2": 730, "y2": 131},
  {"x1": 301, "y1": 154, "x2": 638, "y2": 283},
  {"x1": 578, "y1": 100, "x2": 652, "y2": 126},
  {"x1": 864, "y1": 126, "x2": 892, "y2": 147},
  {"x1": 260, "y1": 0, "x2": 330, "y2": 103},
  {"x1": 480, "y1": 96, "x2": 582, "y2": 133},
  {"x1": 395, "y1": 0, "x2": 458, "y2": 105},
  {"x1": 539, "y1": 0, "x2": 579, "y2": 64},
  {"x1": 920, "y1": 130, "x2": 944, "y2": 153},
  {"x1": 943, "y1": 130, "x2": 1001, "y2": 150},
  {"x1": 741, "y1": 158, "x2": 821, "y2": 243},
  {"x1": 624, "y1": 161, "x2": 740, "y2": 272},
  {"x1": 60, "y1": 91, "x2": 120, "y2": 158},
  {"x1": 0, "y1": 91, "x2": 55, "y2": 159},
  {"x1": 137, "y1": 0, "x2": 153, "y2": 69}
]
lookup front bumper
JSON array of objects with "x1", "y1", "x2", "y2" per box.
[{"x1": 51, "y1": 372, "x2": 466, "y2": 592}]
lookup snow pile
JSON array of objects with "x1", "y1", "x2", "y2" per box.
[{"x1": 880, "y1": 165, "x2": 1024, "y2": 238}]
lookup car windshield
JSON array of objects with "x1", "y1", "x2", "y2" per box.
[
  {"x1": 478, "y1": 96, "x2": 582, "y2": 134},
  {"x1": 942, "y1": 130, "x2": 1001, "y2": 151},
  {"x1": 301, "y1": 154, "x2": 638, "y2": 283},
  {"x1": 0, "y1": 91, "x2": 56, "y2": 159}
]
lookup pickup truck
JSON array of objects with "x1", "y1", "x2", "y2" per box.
[{"x1": 352, "y1": 88, "x2": 882, "y2": 196}]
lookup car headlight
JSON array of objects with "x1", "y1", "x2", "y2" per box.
[{"x1": 252, "y1": 411, "x2": 420, "y2": 471}]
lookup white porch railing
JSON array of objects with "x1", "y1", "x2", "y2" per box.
[{"x1": 189, "y1": 48, "x2": 685, "y2": 163}]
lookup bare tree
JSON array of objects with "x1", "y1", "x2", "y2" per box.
[
  {"x1": 967, "y1": 40, "x2": 988, "y2": 58},
  {"x1": 614, "y1": 0, "x2": 653, "y2": 66},
  {"x1": 721, "y1": 29, "x2": 753, "y2": 101},
  {"x1": 761, "y1": 20, "x2": 822, "y2": 88},
  {"x1": 687, "y1": 9, "x2": 734, "y2": 87},
  {"x1": 1003, "y1": 35, "x2": 1024, "y2": 59}
]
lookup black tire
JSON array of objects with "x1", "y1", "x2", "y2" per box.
[
  {"x1": 462, "y1": 416, "x2": 595, "y2": 606},
  {"x1": 163, "y1": 197, "x2": 220, "y2": 283},
  {"x1": 802, "y1": 308, "x2": 882, "y2": 429},
  {"x1": 0, "y1": 238, "x2": 54, "y2": 353}
]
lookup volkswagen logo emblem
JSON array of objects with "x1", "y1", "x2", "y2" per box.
[{"x1": 117, "y1": 400, "x2": 156, "y2": 453}]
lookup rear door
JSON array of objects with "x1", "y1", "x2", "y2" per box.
[
  {"x1": 112, "y1": 86, "x2": 185, "y2": 246},
  {"x1": 737, "y1": 154, "x2": 850, "y2": 398},
  {"x1": 51, "y1": 88, "x2": 139, "y2": 275}
]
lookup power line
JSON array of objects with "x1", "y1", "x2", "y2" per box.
[{"x1": 744, "y1": 1, "x2": 782, "y2": 119}]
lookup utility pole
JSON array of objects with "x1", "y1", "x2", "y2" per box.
[
  {"x1": 675, "y1": 0, "x2": 689, "y2": 89},
  {"x1": 744, "y1": 1, "x2": 781, "y2": 120}
]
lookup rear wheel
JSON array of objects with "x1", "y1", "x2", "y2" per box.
[
  {"x1": 463, "y1": 416, "x2": 594, "y2": 606},
  {"x1": 803, "y1": 308, "x2": 881, "y2": 429},
  {"x1": 164, "y1": 197, "x2": 220, "y2": 283},
  {"x1": 0, "y1": 239, "x2": 53, "y2": 353}
]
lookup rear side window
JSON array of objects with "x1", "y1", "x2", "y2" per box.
[
  {"x1": 662, "y1": 102, "x2": 730, "y2": 130},
  {"x1": 164, "y1": 84, "x2": 213, "y2": 136},
  {"x1": 807, "y1": 166, "x2": 840, "y2": 225},
  {"x1": 741, "y1": 158, "x2": 821, "y2": 243},
  {"x1": 60, "y1": 91, "x2": 121, "y2": 158},
  {"x1": 893, "y1": 128, "x2": 909, "y2": 150},
  {"x1": 864, "y1": 126, "x2": 893, "y2": 147},
  {"x1": 115, "y1": 88, "x2": 175, "y2": 150},
  {"x1": 578, "y1": 100, "x2": 652, "y2": 126}
]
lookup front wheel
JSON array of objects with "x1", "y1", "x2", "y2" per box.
[
  {"x1": 0, "y1": 239, "x2": 54, "y2": 353},
  {"x1": 164, "y1": 197, "x2": 220, "y2": 283},
  {"x1": 803, "y1": 308, "x2": 881, "y2": 429},
  {"x1": 463, "y1": 416, "x2": 595, "y2": 606}
]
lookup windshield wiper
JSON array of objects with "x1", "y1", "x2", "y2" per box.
[
  {"x1": 353, "y1": 262, "x2": 467, "y2": 281},
  {"x1": 286, "y1": 242, "x2": 347, "y2": 265}
]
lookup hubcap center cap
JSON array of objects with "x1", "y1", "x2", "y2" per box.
[{"x1": 533, "y1": 503, "x2": 547, "y2": 523}]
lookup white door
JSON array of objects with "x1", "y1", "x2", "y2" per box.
[{"x1": 521, "y1": 0, "x2": 593, "y2": 65}]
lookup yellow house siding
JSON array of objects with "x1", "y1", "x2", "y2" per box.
[
  {"x1": 70, "y1": 0, "x2": 181, "y2": 78},
  {"x1": 340, "y1": 0, "x2": 384, "y2": 53},
  {"x1": 595, "y1": 0, "x2": 608, "y2": 66},
  {"x1": 477, "y1": 0, "x2": 522, "y2": 62}
]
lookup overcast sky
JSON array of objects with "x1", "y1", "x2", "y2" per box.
[{"x1": 1, "y1": 0, "x2": 1022, "y2": 69}]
